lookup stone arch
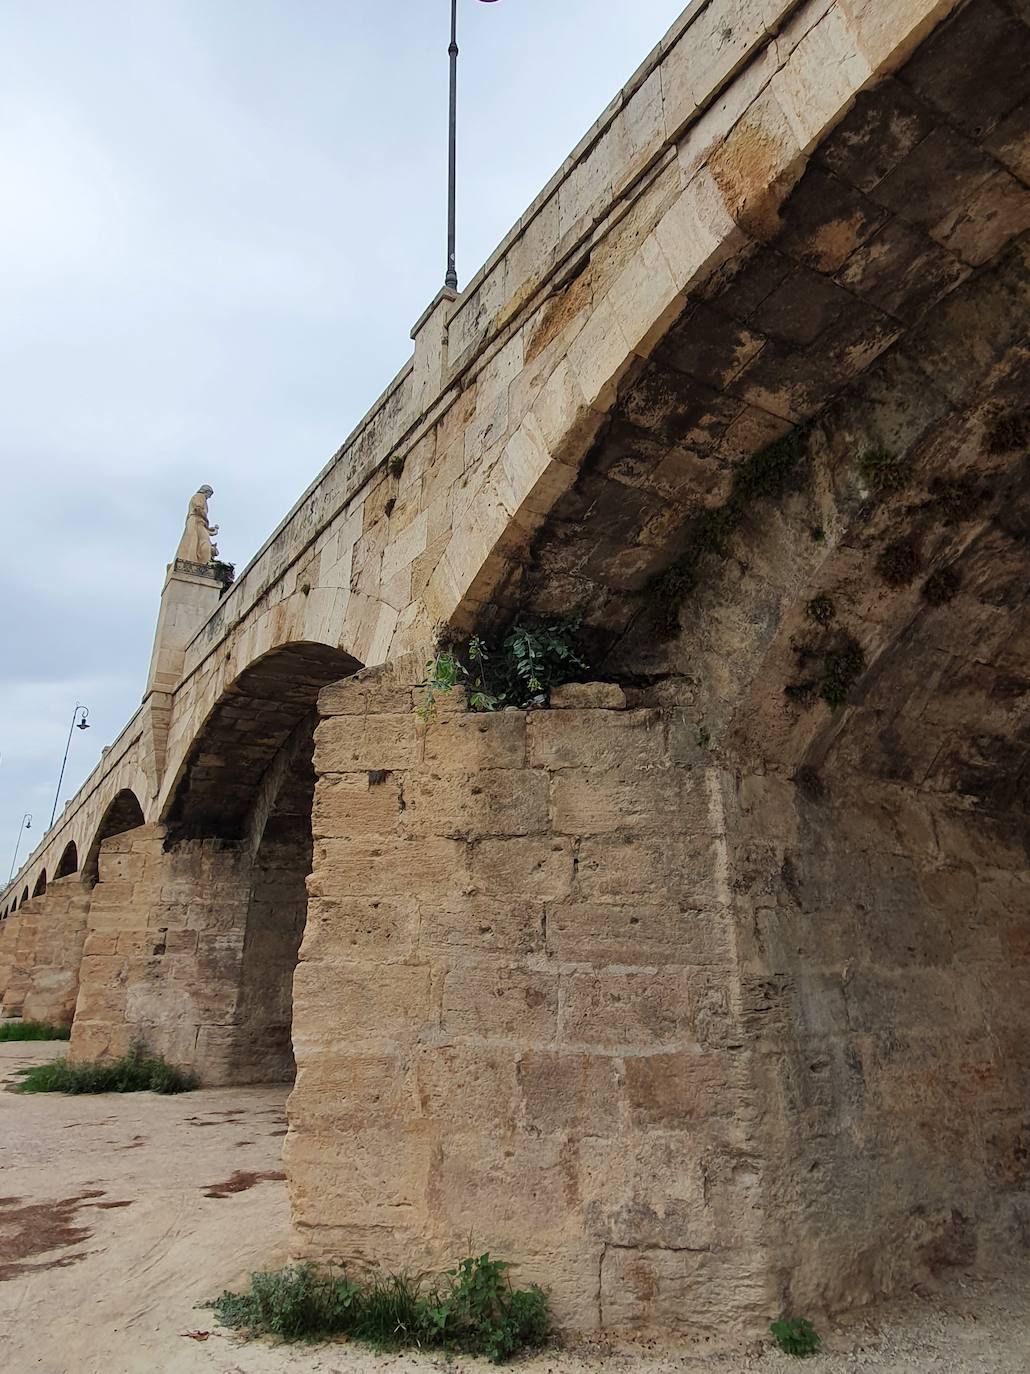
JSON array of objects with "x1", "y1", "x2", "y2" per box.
[
  {"x1": 32, "y1": 871, "x2": 47, "y2": 899},
  {"x1": 83, "y1": 789, "x2": 146, "y2": 887},
  {"x1": 54, "y1": 841, "x2": 79, "y2": 880},
  {"x1": 20, "y1": 888, "x2": 29, "y2": 907},
  {"x1": 71, "y1": 642, "x2": 361, "y2": 1083},
  {"x1": 161, "y1": 641, "x2": 361, "y2": 842}
]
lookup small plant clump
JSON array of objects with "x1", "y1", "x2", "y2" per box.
[
  {"x1": 771, "y1": 1315, "x2": 821, "y2": 1357},
  {"x1": 389, "y1": 454, "x2": 406, "y2": 479},
  {"x1": 206, "y1": 1253, "x2": 548, "y2": 1364},
  {"x1": 876, "y1": 536, "x2": 922, "y2": 587},
  {"x1": 0, "y1": 1019, "x2": 71, "y2": 1042},
  {"x1": 16, "y1": 1043, "x2": 197, "y2": 1095},
  {"x1": 806, "y1": 595, "x2": 835, "y2": 626},
  {"x1": 647, "y1": 425, "x2": 810, "y2": 637},
  {"x1": 858, "y1": 446, "x2": 908, "y2": 494},
  {"x1": 418, "y1": 616, "x2": 587, "y2": 721},
  {"x1": 820, "y1": 636, "x2": 866, "y2": 709},
  {"x1": 810, "y1": 525, "x2": 826, "y2": 543},
  {"x1": 923, "y1": 565, "x2": 962, "y2": 605}
]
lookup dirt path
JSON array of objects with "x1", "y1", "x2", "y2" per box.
[{"x1": 1, "y1": 1040, "x2": 1027, "y2": 1374}]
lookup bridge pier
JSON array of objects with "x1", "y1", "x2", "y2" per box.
[{"x1": 0, "y1": 876, "x2": 90, "y2": 1026}]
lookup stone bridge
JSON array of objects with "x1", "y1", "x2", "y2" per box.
[{"x1": 2, "y1": 0, "x2": 1028, "y2": 1336}]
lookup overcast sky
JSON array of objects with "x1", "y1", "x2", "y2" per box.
[{"x1": 0, "y1": 0, "x2": 687, "y2": 880}]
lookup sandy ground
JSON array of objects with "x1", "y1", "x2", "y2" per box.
[{"x1": 1, "y1": 1040, "x2": 1028, "y2": 1374}]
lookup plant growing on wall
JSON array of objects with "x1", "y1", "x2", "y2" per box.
[
  {"x1": 417, "y1": 616, "x2": 587, "y2": 721},
  {"x1": 771, "y1": 1316, "x2": 821, "y2": 1357}
]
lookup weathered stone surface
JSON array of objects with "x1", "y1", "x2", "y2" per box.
[{"x1": 6, "y1": 0, "x2": 1029, "y2": 1343}]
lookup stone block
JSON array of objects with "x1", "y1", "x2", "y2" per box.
[
  {"x1": 310, "y1": 837, "x2": 467, "y2": 899},
  {"x1": 429, "y1": 1133, "x2": 581, "y2": 1249},
  {"x1": 292, "y1": 960, "x2": 433, "y2": 1045},
  {"x1": 562, "y1": 969, "x2": 729, "y2": 1050},
  {"x1": 547, "y1": 901, "x2": 733, "y2": 968},
  {"x1": 624, "y1": 1049, "x2": 752, "y2": 1127},
  {"x1": 421, "y1": 713, "x2": 527, "y2": 770},
  {"x1": 550, "y1": 767, "x2": 706, "y2": 837},
  {"x1": 289, "y1": 1054, "x2": 404, "y2": 1132},
  {"x1": 419, "y1": 897, "x2": 545, "y2": 958},
  {"x1": 576, "y1": 834, "x2": 722, "y2": 905},
  {"x1": 410, "y1": 1044, "x2": 520, "y2": 1128},
  {"x1": 311, "y1": 773, "x2": 404, "y2": 839},
  {"x1": 314, "y1": 714, "x2": 421, "y2": 773},
  {"x1": 302, "y1": 896, "x2": 418, "y2": 960},
  {"x1": 517, "y1": 1050, "x2": 624, "y2": 1134},
  {"x1": 527, "y1": 709, "x2": 664, "y2": 769},
  {"x1": 599, "y1": 1243, "x2": 770, "y2": 1335},
  {"x1": 286, "y1": 1128, "x2": 432, "y2": 1230},
  {"x1": 579, "y1": 1131, "x2": 711, "y2": 1248},
  {"x1": 441, "y1": 966, "x2": 558, "y2": 1043},
  {"x1": 402, "y1": 768, "x2": 549, "y2": 839},
  {"x1": 469, "y1": 836, "x2": 575, "y2": 900},
  {"x1": 549, "y1": 682, "x2": 627, "y2": 710}
]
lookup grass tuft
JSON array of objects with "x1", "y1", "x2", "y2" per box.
[
  {"x1": 16, "y1": 1043, "x2": 196, "y2": 1095},
  {"x1": 206, "y1": 1253, "x2": 549, "y2": 1364},
  {"x1": 0, "y1": 1019, "x2": 71, "y2": 1042}
]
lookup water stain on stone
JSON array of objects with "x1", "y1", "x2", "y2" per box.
[{"x1": 203, "y1": 1170, "x2": 286, "y2": 1200}]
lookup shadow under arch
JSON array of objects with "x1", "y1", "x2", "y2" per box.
[
  {"x1": 83, "y1": 790, "x2": 146, "y2": 887},
  {"x1": 32, "y1": 871, "x2": 47, "y2": 899},
  {"x1": 20, "y1": 887, "x2": 29, "y2": 907},
  {"x1": 162, "y1": 641, "x2": 361, "y2": 842},
  {"x1": 54, "y1": 841, "x2": 79, "y2": 880}
]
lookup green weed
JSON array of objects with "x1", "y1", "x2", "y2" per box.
[
  {"x1": 206, "y1": 1253, "x2": 548, "y2": 1364},
  {"x1": 417, "y1": 617, "x2": 587, "y2": 720},
  {"x1": 771, "y1": 1315, "x2": 821, "y2": 1357},
  {"x1": 16, "y1": 1043, "x2": 196, "y2": 1095},
  {"x1": 0, "y1": 1019, "x2": 71, "y2": 1042}
]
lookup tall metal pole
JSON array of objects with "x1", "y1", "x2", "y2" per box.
[
  {"x1": 49, "y1": 705, "x2": 89, "y2": 831},
  {"x1": 9, "y1": 814, "x2": 31, "y2": 883},
  {"x1": 445, "y1": 0, "x2": 459, "y2": 290}
]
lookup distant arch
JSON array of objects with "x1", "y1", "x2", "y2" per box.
[
  {"x1": 83, "y1": 790, "x2": 146, "y2": 887},
  {"x1": 8, "y1": 898, "x2": 16, "y2": 913},
  {"x1": 20, "y1": 887, "x2": 29, "y2": 906},
  {"x1": 32, "y1": 871, "x2": 47, "y2": 898},
  {"x1": 162, "y1": 641, "x2": 360, "y2": 841},
  {"x1": 54, "y1": 841, "x2": 79, "y2": 879}
]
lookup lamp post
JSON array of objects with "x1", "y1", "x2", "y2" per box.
[
  {"x1": 445, "y1": 0, "x2": 499, "y2": 291},
  {"x1": 8, "y1": 814, "x2": 31, "y2": 883},
  {"x1": 49, "y1": 704, "x2": 90, "y2": 831}
]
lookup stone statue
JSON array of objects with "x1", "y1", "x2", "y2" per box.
[{"x1": 175, "y1": 485, "x2": 220, "y2": 564}]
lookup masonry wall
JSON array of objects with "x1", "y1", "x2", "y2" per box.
[
  {"x1": 0, "y1": 877, "x2": 90, "y2": 1025},
  {"x1": 727, "y1": 766, "x2": 1030, "y2": 1312},
  {"x1": 72, "y1": 825, "x2": 253, "y2": 1077},
  {"x1": 287, "y1": 668, "x2": 774, "y2": 1334}
]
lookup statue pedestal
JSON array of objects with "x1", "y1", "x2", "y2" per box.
[{"x1": 144, "y1": 561, "x2": 226, "y2": 697}]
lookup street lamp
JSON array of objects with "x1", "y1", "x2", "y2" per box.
[
  {"x1": 8, "y1": 814, "x2": 31, "y2": 883},
  {"x1": 49, "y1": 704, "x2": 90, "y2": 831},
  {"x1": 445, "y1": 0, "x2": 500, "y2": 291}
]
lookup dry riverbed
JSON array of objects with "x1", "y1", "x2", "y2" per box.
[{"x1": 1, "y1": 1040, "x2": 1027, "y2": 1374}]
